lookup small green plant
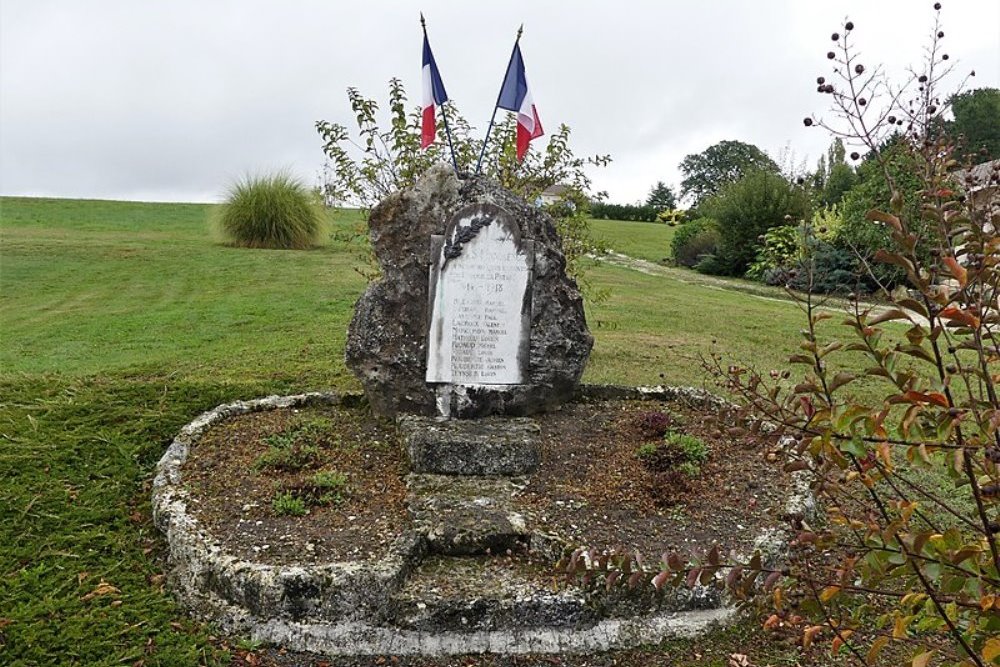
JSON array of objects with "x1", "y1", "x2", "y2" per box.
[
  {"x1": 271, "y1": 492, "x2": 307, "y2": 517},
  {"x1": 234, "y1": 637, "x2": 264, "y2": 652},
  {"x1": 637, "y1": 430, "x2": 710, "y2": 477},
  {"x1": 664, "y1": 431, "x2": 709, "y2": 466},
  {"x1": 636, "y1": 442, "x2": 658, "y2": 459},
  {"x1": 310, "y1": 470, "x2": 348, "y2": 504},
  {"x1": 215, "y1": 172, "x2": 327, "y2": 249},
  {"x1": 254, "y1": 417, "x2": 333, "y2": 472},
  {"x1": 255, "y1": 440, "x2": 319, "y2": 472}
]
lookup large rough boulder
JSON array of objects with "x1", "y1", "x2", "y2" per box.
[{"x1": 345, "y1": 165, "x2": 592, "y2": 418}]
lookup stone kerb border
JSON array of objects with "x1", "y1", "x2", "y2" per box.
[
  {"x1": 152, "y1": 386, "x2": 813, "y2": 656},
  {"x1": 151, "y1": 392, "x2": 424, "y2": 630}
]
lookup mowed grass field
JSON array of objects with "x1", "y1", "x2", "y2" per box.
[
  {"x1": 1, "y1": 197, "x2": 846, "y2": 665},
  {"x1": 588, "y1": 217, "x2": 674, "y2": 263}
]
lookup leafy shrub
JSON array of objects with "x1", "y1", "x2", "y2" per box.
[
  {"x1": 697, "y1": 170, "x2": 811, "y2": 276},
  {"x1": 671, "y1": 218, "x2": 721, "y2": 267},
  {"x1": 271, "y1": 492, "x2": 308, "y2": 517},
  {"x1": 216, "y1": 173, "x2": 326, "y2": 249},
  {"x1": 835, "y1": 139, "x2": 925, "y2": 288},
  {"x1": 746, "y1": 224, "x2": 802, "y2": 281},
  {"x1": 562, "y1": 11, "x2": 1000, "y2": 666},
  {"x1": 316, "y1": 80, "x2": 611, "y2": 297},
  {"x1": 787, "y1": 241, "x2": 873, "y2": 295}
]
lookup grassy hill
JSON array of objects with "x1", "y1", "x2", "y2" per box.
[{"x1": 1, "y1": 197, "x2": 831, "y2": 665}]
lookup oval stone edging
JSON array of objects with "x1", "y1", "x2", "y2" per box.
[{"x1": 152, "y1": 386, "x2": 814, "y2": 656}]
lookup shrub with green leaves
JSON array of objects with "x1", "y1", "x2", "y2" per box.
[
  {"x1": 271, "y1": 492, "x2": 308, "y2": 517},
  {"x1": 671, "y1": 217, "x2": 721, "y2": 268},
  {"x1": 216, "y1": 172, "x2": 326, "y2": 249},
  {"x1": 697, "y1": 170, "x2": 811, "y2": 277},
  {"x1": 746, "y1": 224, "x2": 803, "y2": 282},
  {"x1": 315, "y1": 80, "x2": 611, "y2": 298}
]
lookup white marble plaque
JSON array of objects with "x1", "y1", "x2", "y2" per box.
[{"x1": 426, "y1": 204, "x2": 533, "y2": 385}]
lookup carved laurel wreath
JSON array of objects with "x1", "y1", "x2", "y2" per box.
[{"x1": 441, "y1": 212, "x2": 493, "y2": 264}]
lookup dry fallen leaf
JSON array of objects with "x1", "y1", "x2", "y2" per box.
[
  {"x1": 80, "y1": 579, "x2": 120, "y2": 602},
  {"x1": 729, "y1": 654, "x2": 755, "y2": 667}
]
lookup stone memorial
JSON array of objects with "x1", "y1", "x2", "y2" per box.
[
  {"x1": 345, "y1": 164, "x2": 592, "y2": 418},
  {"x1": 154, "y1": 163, "x2": 800, "y2": 657}
]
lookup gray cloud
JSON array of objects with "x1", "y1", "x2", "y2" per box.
[{"x1": 2, "y1": 0, "x2": 997, "y2": 205}]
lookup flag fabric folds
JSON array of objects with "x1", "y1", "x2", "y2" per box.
[
  {"x1": 421, "y1": 34, "x2": 449, "y2": 149},
  {"x1": 496, "y1": 43, "x2": 543, "y2": 161}
]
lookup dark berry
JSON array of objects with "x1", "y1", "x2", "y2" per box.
[
  {"x1": 845, "y1": 21, "x2": 854, "y2": 30},
  {"x1": 942, "y1": 54, "x2": 949, "y2": 60},
  {"x1": 855, "y1": 64, "x2": 864, "y2": 74},
  {"x1": 825, "y1": 84, "x2": 834, "y2": 93},
  {"x1": 850, "y1": 152, "x2": 860, "y2": 160},
  {"x1": 859, "y1": 98, "x2": 867, "y2": 106},
  {"x1": 928, "y1": 105, "x2": 938, "y2": 114},
  {"x1": 827, "y1": 51, "x2": 836, "y2": 59},
  {"x1": 934, "y1": 2, "x2": 941, "y2": 9},
  {"x1": 832, "y1": 32, "x2": 840, "y2": 41},
  {"x1": 938, "y1": 31, "x2": 944, "y2": 38},
  {"x1": 919, "y1": 75, "x2": 928, "y2": 82},
  {"x1": 796, "y1": 177, "x2": 805, "y2": 185},
  {"x1": 817, "y1": 76, "x2": 825, "y2": 84},
  {"x1": 803, "y1": 117, "x2": 814, "y2": 126},
  {"x1": 888, "y1": 115, "x2": 896, "y2": 123}
]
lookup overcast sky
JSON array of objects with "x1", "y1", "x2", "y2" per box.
[{"x1": 1, "y1": 0, "x2": 997, "y2": 206}]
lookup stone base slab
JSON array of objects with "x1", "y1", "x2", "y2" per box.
[{"x1": 399, "y1": 415, "x2": 540, "y2": 476}]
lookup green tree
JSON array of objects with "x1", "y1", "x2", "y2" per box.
[
  {"x1": 949, "y1": 87, "x2": 1000, "y2": 161},
  {"x1": 678, "y1": 140, "x2": 780, "y2": 207},
  {"x1": 836, "y1": 138, "x2": 924, "y2": 288},
  {"x1": 645, "y1": 181, "x2": 676, "y2": 211},
  {"x1": 697, "y1": 170, "x2": 810, "y2": 276},
  {"x1": 820, "y1": 139, "x2": 857, "y2": 206}
]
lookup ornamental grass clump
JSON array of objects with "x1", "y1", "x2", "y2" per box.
[{"x1": 216, "y1": 172, "x2": 326, "y2": 249}]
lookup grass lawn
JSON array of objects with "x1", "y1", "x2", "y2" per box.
[
  {"x1": 588, "y1": 217, "x2": 675, "y2": 263},
  {"x1": 1, "y1": 197, "x2": 866, "y2": 665}
]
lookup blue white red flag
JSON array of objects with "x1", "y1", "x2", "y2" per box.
[
  {"x1": 497, "y1": 43, "x2": 543, "y2": 161},
  {"x1": 421, "y1": 34, "x2": 448, "y2": 149}
]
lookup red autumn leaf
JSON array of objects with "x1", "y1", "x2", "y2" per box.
[
  {"x1": 939, "y1": 306, "x2": 980, "y2": 328},
  {"x1": 943, "y1": 256, "x2": 968, "y2": 287}
]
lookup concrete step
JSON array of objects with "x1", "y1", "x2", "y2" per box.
[
  {"x1": 399, "y1": 415, "x2": 540, "y2": 476},
  {"x1": 407, "y1": 474, "x2": 531, "y2": 555}
]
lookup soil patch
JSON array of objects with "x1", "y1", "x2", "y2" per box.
[
  {"x1": 183, "y1": 403, "x2": 409, "y2": 565},
  {"x1": 182, "y1": 396, "x2": 792, "y2": 566},
  {"x1": 521, "y1": 399, "x2": 791, "y2": 560}
]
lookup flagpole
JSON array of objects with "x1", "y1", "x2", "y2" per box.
[
  {"x1": 421, "y1": 13, "x2": 459, "y2": 175},
  {"x1": 474, "y1": 24, "x2": 523, "y2": 176}
]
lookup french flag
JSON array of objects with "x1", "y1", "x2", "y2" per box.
[
  {"x1": 421, "y1": 34, "x2": 448, "y2": 149},
  {"x1": 497, "y1": 43, "x2": 543, "y2": 161}
]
